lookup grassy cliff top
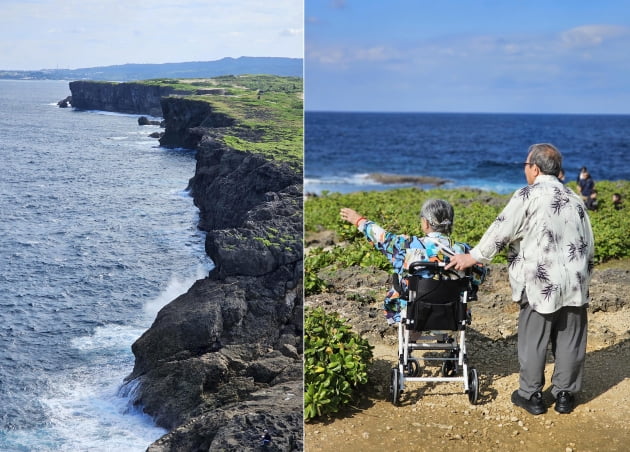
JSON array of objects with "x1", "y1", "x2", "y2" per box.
[{"x1": 142, "y1": 75, "x2": 303, "y2": 170}]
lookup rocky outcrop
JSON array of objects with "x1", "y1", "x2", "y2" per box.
[
  {"x1": 123, "y1": 96, "x2": 303, "y2": 450},
  {"x1": 159, "y1": 98, "x2": 235, "y2": 149},
  {"x1": 138, "y1": 116, "x2": 163, "y2": 126},
  {"x1": 68, "y1": 81, "x2": 178, "y2": 116},
  {"x1": 57, "y1": 95, "x2": 72, "y2": 108}
]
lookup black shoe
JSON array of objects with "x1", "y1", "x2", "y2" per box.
[
  {"x1": 511, "y1": 390, "x2": 547, "y2": 415},
  {"x1": 554, "y1": 391, "x2": 575, "y2": 414}
]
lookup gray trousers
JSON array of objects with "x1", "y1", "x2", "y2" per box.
[{"x1": 517, "y1": 295, "x2": 588, "y2": 399}]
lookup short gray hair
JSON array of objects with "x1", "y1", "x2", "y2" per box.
[
  {"x1": 528, "y1": 143, "x2": 563, "y2": 176},
  {"x1": 420, "y1": 199, "x2": 454, "y2": 234}
]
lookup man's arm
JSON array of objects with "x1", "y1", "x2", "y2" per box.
[{"x1": 446, "y1": 190, "x2": 527, "y2": 271}]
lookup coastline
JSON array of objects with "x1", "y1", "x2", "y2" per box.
[{"x1": 67, "y1": 78, "x2": 304, "y2": 450}]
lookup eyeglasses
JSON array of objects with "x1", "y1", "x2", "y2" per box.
[{"x1": 523, "y1": 162, "x2": 534, "y2": 168}]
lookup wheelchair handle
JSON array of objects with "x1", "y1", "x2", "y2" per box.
[
  {"x1": 408, "y1": 261, "x2": 444, "y2": 273},
  {"x1": 408, "y1": 259, "x2": 481, "y2": 277}
]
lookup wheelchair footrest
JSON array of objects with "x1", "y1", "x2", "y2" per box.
[{"x1": 408, "y1": 343, "x2": 458, "y2": 351}]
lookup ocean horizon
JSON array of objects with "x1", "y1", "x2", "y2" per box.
[{"x1": 305, "y1": 111, "x2": 630, "y2": 195}]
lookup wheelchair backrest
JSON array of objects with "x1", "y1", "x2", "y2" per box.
[{"x1": 406, "y1": 261, "x2": 468, "y2": 305}]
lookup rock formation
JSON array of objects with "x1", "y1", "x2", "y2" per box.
[
  {"x1": 126, "y1": 136, "x2": 303, "y2": 450},
  {"x1": 63, "y1": 79, "x2": 303, "y2": 449},
  {"x1": 74, "y1": 81, "x2": 305, "y2": 450},
  {"x1": 57, "y1": 95, "x2": 72, "y2": 108},
  {"x1": 138, "y1": 116, "x2": 164, "y2": 126},
  {"x1": 68, "y1": 81, "x2": 179, "y2": 117}
]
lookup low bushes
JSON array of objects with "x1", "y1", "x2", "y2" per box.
[
  {"x1": 304, "y1": 307, "x2": 373, "y2": 420},
  {"x1": 305, "y1": 182, "x2": 630, "y2": 295}
]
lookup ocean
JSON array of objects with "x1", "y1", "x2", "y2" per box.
[
  {"x1": 0, "y1": 80, "x2": 213, "y2": 450},
  {"x1": 305, "y1": 111, "x2": 630, "y2": 195}
]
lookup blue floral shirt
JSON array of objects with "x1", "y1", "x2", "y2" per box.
[{"x1": 357, "y1": 219, "x2": 482, "y2": 323}]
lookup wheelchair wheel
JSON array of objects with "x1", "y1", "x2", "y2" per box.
[
  {"x1": 441, "y1": 360, "x2": 457, "y2": 377},
  {"x1": 406, "y1": 360, "x2": 420, "y2": 377},
  {"x1": 441, "y1": 350, "x2": 458, "y2": 377},
  {"x1": 467, "y1": 367, "x2": 479, "y2": 404},
  {"x1": 390, "y1": 368, "x2": 401, "y2": 406}
]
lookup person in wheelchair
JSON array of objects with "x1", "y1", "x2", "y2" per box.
[{"x1": 340, "y1": 198, "x2": 485, "y2": 328}]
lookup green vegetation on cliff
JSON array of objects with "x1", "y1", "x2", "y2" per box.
[
  {"x1": 305, "y1": 181, "x2": 630, "y2": 295},
  {"x1": 142, "y1": 75, "x2": 303, "y2": 170}
]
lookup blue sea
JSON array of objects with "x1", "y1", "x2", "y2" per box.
[
  {"x1": 305, "y1": 111, "x2": 630, "y2": 195},
  {"x1": 0, "y1": 80, "x2": 213, "y2": 450}
]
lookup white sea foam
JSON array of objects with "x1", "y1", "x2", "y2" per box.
[
  {"x1": 38, "y1": 263, "x2": 212, "y2": 450},
  {"x1": 143, "y1": 263, "x2": 211, "y2": 320},
  {"x1": 305, "y1": 174, "x2": 521, "y2": 195},
  {"x1": 70, "y1": 324, "x2": 141, "y2": 352},
  {"x1": 39, "y1": 363, "x2": 167, "y2": 451}
]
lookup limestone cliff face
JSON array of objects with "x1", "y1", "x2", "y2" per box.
[
  {"x1": 69, "y1": 81, "x2": 175, "y2": 116},
  {"x1": 123, "y1": 96, "x2": 303, "y2": 450},
  {"x1": 159, "y1": 97, "x2": 235, "y2": 149}
]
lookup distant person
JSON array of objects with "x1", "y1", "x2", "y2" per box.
[
  {"x1": 612, "y1": 193, "x2": 623, "y2": 210},
  {"x1": 576, "y1": 166, "x2": 587, "y2": 184},
  {"x1": 577, "y1": 169, "x2": 595, "y2": 201},
  {"x1": 558, "y1": 168, "x2": 566, "y2": 184},
  {"x1": 585, "y1": 189, "x2": 599, "y2": 211},
  {"x1": 260, "y1": 429, "x2": 271, "y2": 447},
  {"x1": 446, "y1": 143, "x2": 595, "y2": 416}
]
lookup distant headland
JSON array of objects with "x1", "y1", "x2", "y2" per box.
[{"x1": 0, "y1": 56, "x2": 302, "y2": 81}]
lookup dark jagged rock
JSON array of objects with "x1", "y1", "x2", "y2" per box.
[
  {"x1": 57, "y1": 95, "x2": 72, "y2": 108},
  {"x1": 159, "y1": 98, "x2": 235, "y2": 149},
  {"x1": 69, "y1": 81, "x2": 177, "y2": 116},
  {"x1": 146, "y1": 380, "x2": 302, "y2": 452},
  {"x1": 121, "y1": 90, "x2": 303, "y2": 450},
  {"x1": 368, "y1": 172, "x2": 451, "y2": 186},
  {"x1": 138, "y1": 116, "x2": 163, "y2": 126}
]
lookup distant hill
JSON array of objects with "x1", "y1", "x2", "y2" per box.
[{"x1": 0, "y1": 56, "x2": 302, "y2": 81}]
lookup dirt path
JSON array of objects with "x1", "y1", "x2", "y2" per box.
[{"x1": 304, "y1": 252, "x2": 630, "y2": 452}]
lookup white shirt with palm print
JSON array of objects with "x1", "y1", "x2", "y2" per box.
[{"x1": 470, "y1": 174, "x2": 594, "y2": 314}]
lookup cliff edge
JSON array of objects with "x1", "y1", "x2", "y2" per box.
[{"x1": 70, "y1": 76, "x2": 303, "y2": 450}]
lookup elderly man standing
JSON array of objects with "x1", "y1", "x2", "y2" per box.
[{"x1": 446, "y1": 143, "x2": 594, "y2": 415}]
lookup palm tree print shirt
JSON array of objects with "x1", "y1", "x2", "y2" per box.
[{"x1": 469, "y1": 175, "x2": 594, "y2": 314}]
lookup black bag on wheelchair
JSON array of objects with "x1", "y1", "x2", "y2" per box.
[{"x1": 406, "y1": 275, "x2": 466, "y2": 332}]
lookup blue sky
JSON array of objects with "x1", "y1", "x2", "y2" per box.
[
  {"x1": 306, "y1": 0, "x2": 630, "y2": 114},
  {"x1": 0, "y1": 0, "x2": 303, "y2": 71}
]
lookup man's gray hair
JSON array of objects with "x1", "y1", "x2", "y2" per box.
[
  {"x1": 528, "y1": 143, "x2": 563, "y2": 176},
  {"x1": 420, "y1": 199, "x2": 454, "y2": 234}
]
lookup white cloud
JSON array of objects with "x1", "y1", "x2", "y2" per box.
[
  {"x1": 282, "y1": 28, "x2": 304, "y2": 37},
  {"x1": 306, "y1": 22, "x2": 630, "y2": 113},
  {"x1": 307, "y1": 47, "x2": 346, "y2": 65},
  {"x1": 560, "y1": 24, "x2": 630, "y2": 48},
  {"x1": 0, "y1": 0, "x2": 303, "y2": 70},
  {"x1": 355, "y1": 46, "x2": 391, "y2": 62}
]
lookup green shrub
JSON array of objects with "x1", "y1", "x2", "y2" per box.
[
  {"x1": 304, "y1": 307, "x2": 373, "y2": 420},
  {"x1": 305, "y1": 183, "x2": 630, "y2": 295}
]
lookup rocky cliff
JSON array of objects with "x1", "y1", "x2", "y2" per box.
[
  {"x1": 69, "y1": 81, "x2": 178, "y2": 117},
  {"x1": 94, "y1": 81, "x2": 305, "y2": 450}
]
